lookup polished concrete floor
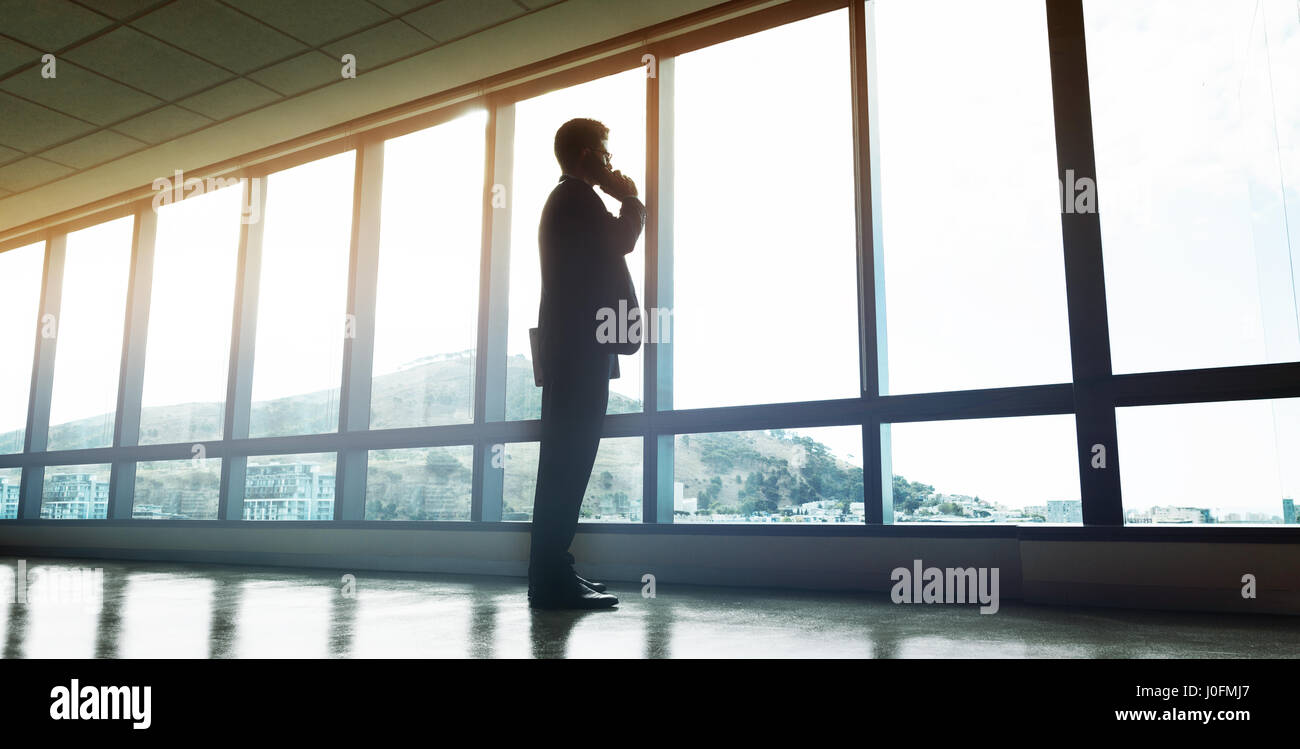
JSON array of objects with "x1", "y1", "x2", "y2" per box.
[{"x1": 2, "y1": 556, "x2": 1297, "y2": 658}]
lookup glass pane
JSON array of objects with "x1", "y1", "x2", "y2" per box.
[
  {"x1": 885, "y1": 415, "x2": 1080, "y2": 524},
  {"x1": 0, "y1": 467, "x2": 21, "y2": 519},
  {"x1": 139, "y1": 183, "x2": 242, "y2": 445},
  {"x1": 1117, "y1": 399, "x2": 1300, "y2": 525},
  {"x1": 873, "y1": 0, "x2": 1071, "y2": 394},
  {"x1": 673, "y1": 426, "x2": 864, "y2": 523},
  {"x1": 365, "y1": 446, "x2": 473, "y2": 520},
  {"x1": 47, "y1": 217, "x2": 134, "y2": 451},
  {"x1": 0, "y1": 241, "x2": 44, "y2": 454},
  {"x1": 673, "y1": 10, "x2": 859, "y2": 408},
  {"x1": 1087, "y1": 0, "x2": 1300, "y2": 373},
  {"x1": 248, "y1": 151, "x2": 355, "y2": 437},
  {"x1": 371, "y1": 112, "x2": 487, "y2": 430},
  {"x1": 239, "y1": 452, "x2": 336, "y2": 521},
  {"x1": 504, "y1": 68, "x2": 646, "y2": 420},
  {"x1": 501, "y1": 437, "x2": 643, "y2": 522},
  {"x1": 133, "y1": 458, "x2": 222, "y2": 520},
  {"x1": 40, "y1": 464, "x2": 111, "y2": 519}
]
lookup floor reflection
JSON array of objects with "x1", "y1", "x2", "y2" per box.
[{"x1": 1, "y1": 556, "x2": 1298, "y2": 659}]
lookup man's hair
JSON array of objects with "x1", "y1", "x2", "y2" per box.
[{"x1": 554, "y1": 118, "x2": 609, "y2": 174}]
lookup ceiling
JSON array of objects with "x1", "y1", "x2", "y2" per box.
[{"x1": 0, "y1": 0, "x2": 566, "y2": 200}]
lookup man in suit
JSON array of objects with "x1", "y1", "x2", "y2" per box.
[{"x1": 528, "y1": 118, "x2": 644, "y2": 610}]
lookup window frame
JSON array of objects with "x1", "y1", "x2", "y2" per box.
[{"x1": 0, "y1": 0, "x2": 1295, "y2": 540}]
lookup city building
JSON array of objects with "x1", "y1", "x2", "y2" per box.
[
  {"x1": 1046, "y1": 500, "x2": 1083, "y2": 523},
  {"x1": 1149, "y1": 506, "x2": 1214, "y2": 524},
  {"x1": 241, "y1": 463, "x2": 335, "y2": 521},
  {"x1": 0, "y1": 477, "x2": 19, "y2": 520},
  {"x1": 39, "y1": 473, "x2": 109, "y2": 520}
]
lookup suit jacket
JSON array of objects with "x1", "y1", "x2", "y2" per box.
[{"x1": 536, "y1": 174, "x2": 646, "y2": 384}]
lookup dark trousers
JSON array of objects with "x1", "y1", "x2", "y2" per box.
[{"x1": 527, "y1": 349, "x2": 610, "y2": 589}]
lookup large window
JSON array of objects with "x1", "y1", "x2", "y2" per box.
[
  {"x1": 371, "y1": 112, "x2": 487, "y2": 430},
  {"x1": 3, "y1": 5, "x2": 1295, "y2": 536},
  {"x1": 0, "y1": 468, "x2": 21, "y2": 519},
  {"x1": 501, "y1": 437, "x2": 643, "y2": 522},
  {"x1": 1087, "y1": 0, "x2": 1300, "y2": 374},
  {"x1": 1117, "y1": 399, "x2": 1299, "y2": 524},
  {"x1": 133, "y1": 458, "x2": 222, "y2": 520},
  {"x1": 884, "y1": 415, "x2": 1080, "y2": 524},
  {"x1": 365, "y1": 446, "x2": 473, "y2": 521},
  {"x1": 47, "y1": 217, "x2": 134, "y2": 451},
  {"x1": 248, "y1": 152, "x2": 355, "y2": 438},
  {"x1": 673, "y1": 426, "x2": 864, "y2": 524},
  {"x1": 873, "y1": 0, "x2": 1071, "y2": 395},
  {"x1": 238, "y1": 453, "x2": 337, "y2": 521},
  {"x1": 40, "y1": 464, "x2": 111, "y2": 520},
  {"x1": 504, "y1": 68, "x2": 647, "y2": 421},
  {"x1": 672, "y1": 10, "x2": 859, "y2": 409},
  {"x1": 0, "y1": 241, "x2": 44, "y2": 455},
  {"x1": 138, "y1": 182, "x2": 243, "y2": 445}
]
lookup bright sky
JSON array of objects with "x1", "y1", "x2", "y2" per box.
[
  {"x1": 138, "y1": 182, "x2": 243, "y2": 444},
  {"x1": 508, "y1": 68, "x2": 648, "y2": 411},
  {"x1": 248, "y1": 150, "x2": 355, "y2": 437},
  {"x1": 1, "y1": 0, "x2": 1296, "y2": 519},
  {"x1": 0, "y1": 240, "x2": 43, "y2": 453},
  {"x1": 46, "y1": 215, "x2": 133, "y2": 450},
  {"x1": 372, "y1": 110, "x2": 486, "y2": 418}
]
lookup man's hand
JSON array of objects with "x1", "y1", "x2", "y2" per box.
[{"x1": 598, "y1": 169, "x2": 637, "y2": 200}]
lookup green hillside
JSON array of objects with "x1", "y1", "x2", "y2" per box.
[{"x1": 6, "y1": 352, "x2": 879, "y2": 522}]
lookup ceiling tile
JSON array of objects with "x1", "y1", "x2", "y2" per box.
[
  {"x1": 0, "y1": 156, "x2": 75, "y2": 192},
  {"x1": 0, "y1": 36, "x2": 41, "y2": 77},
  {"x1": 324, "y1": 19, "x2": 435, "y2": 70},
  {"x1": 403, "y1": 0, "x2": 524, "y2": 43},
  {"x1": 0, "y1": 92, "x2": 95, "y2": 151},
  {"x1": 111, "y1": 104, "x2": 213, "y2": 144},
  {"x1": 131, "y1": 0, "x2": 307, "y2": 74},
  {"x1": 40, "y1": 129, "x2": 148, "y2": 169},
  {"x1": 246, "y1": 50, "x2": 339, "y2": 96},
  {"x1": 369, "y1": 0, "x2": 437, "y2": 14},
  {"x1": 222, "y1": 0, "x2": 389, "y2": 46},
  {"x1": 176, "y1": 78, "x2": 281, "y2": 120},
  {"x1": 0, "y1": 145, "x2": 23, "y2": 165},
  {"x1": 64, "y1": 26, "x2": 232, "y2": 100},
  {"x1": 76, "y1": 0, "x2": 171, "y2": 19},
  {"x1": 0, "y1": 61, "x2": 163, "y2": 126},
  {"x1": 0, "y1": 0, "x2": 113, "y2": 50}
]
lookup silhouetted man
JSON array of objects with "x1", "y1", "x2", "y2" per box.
[{"x1": 527, "y1": 118, "x2": 644, "y2": 609}]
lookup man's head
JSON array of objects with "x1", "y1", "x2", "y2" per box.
[{"x1": 554, "y1": 118, "x2": 611, "y2": 184}]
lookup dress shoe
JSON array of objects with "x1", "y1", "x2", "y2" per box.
[
  {"x1": 529, "y1": 577, "x2": 619, "y2": 610},
  {"x1": 561, "y1": 553, "x2": 606, "y2": 592},
  {"x1": 574, "y1": 574, "x2": 606, "y2": 593}
]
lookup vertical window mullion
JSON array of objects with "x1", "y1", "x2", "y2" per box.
[
  {"x1": 1045, "y1": 0, "x2": 1123, "y2": 525},
  {"x1": 218, "y1": 177, "x2": 268, "y2": 521},
  {"x1": 851, "y1": 0, "x2": 886, "y2": 524},
  {"x1": 647, "y1": 54, "x2": 676, "y2": 523},
  {"x1": 107, "y1": 208, "x2": 156, "y2": 520},
  {"x1": 336, "y1": 140, "x2": 384, "y2": 521},
  {"x1": 474, "y1": 101, "x2": 515, "y2": 523},
  {"x1": 18, "y1": 234, "x2": 64, "y2": 519}
]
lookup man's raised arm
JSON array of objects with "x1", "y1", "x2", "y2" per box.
[{"x1": 590, "y1": 171, "x2": 644, "y2": 255}]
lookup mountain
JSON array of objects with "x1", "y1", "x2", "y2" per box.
[{"x1": 3, "y1": 351, "x2": 865, "y2": 521}]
